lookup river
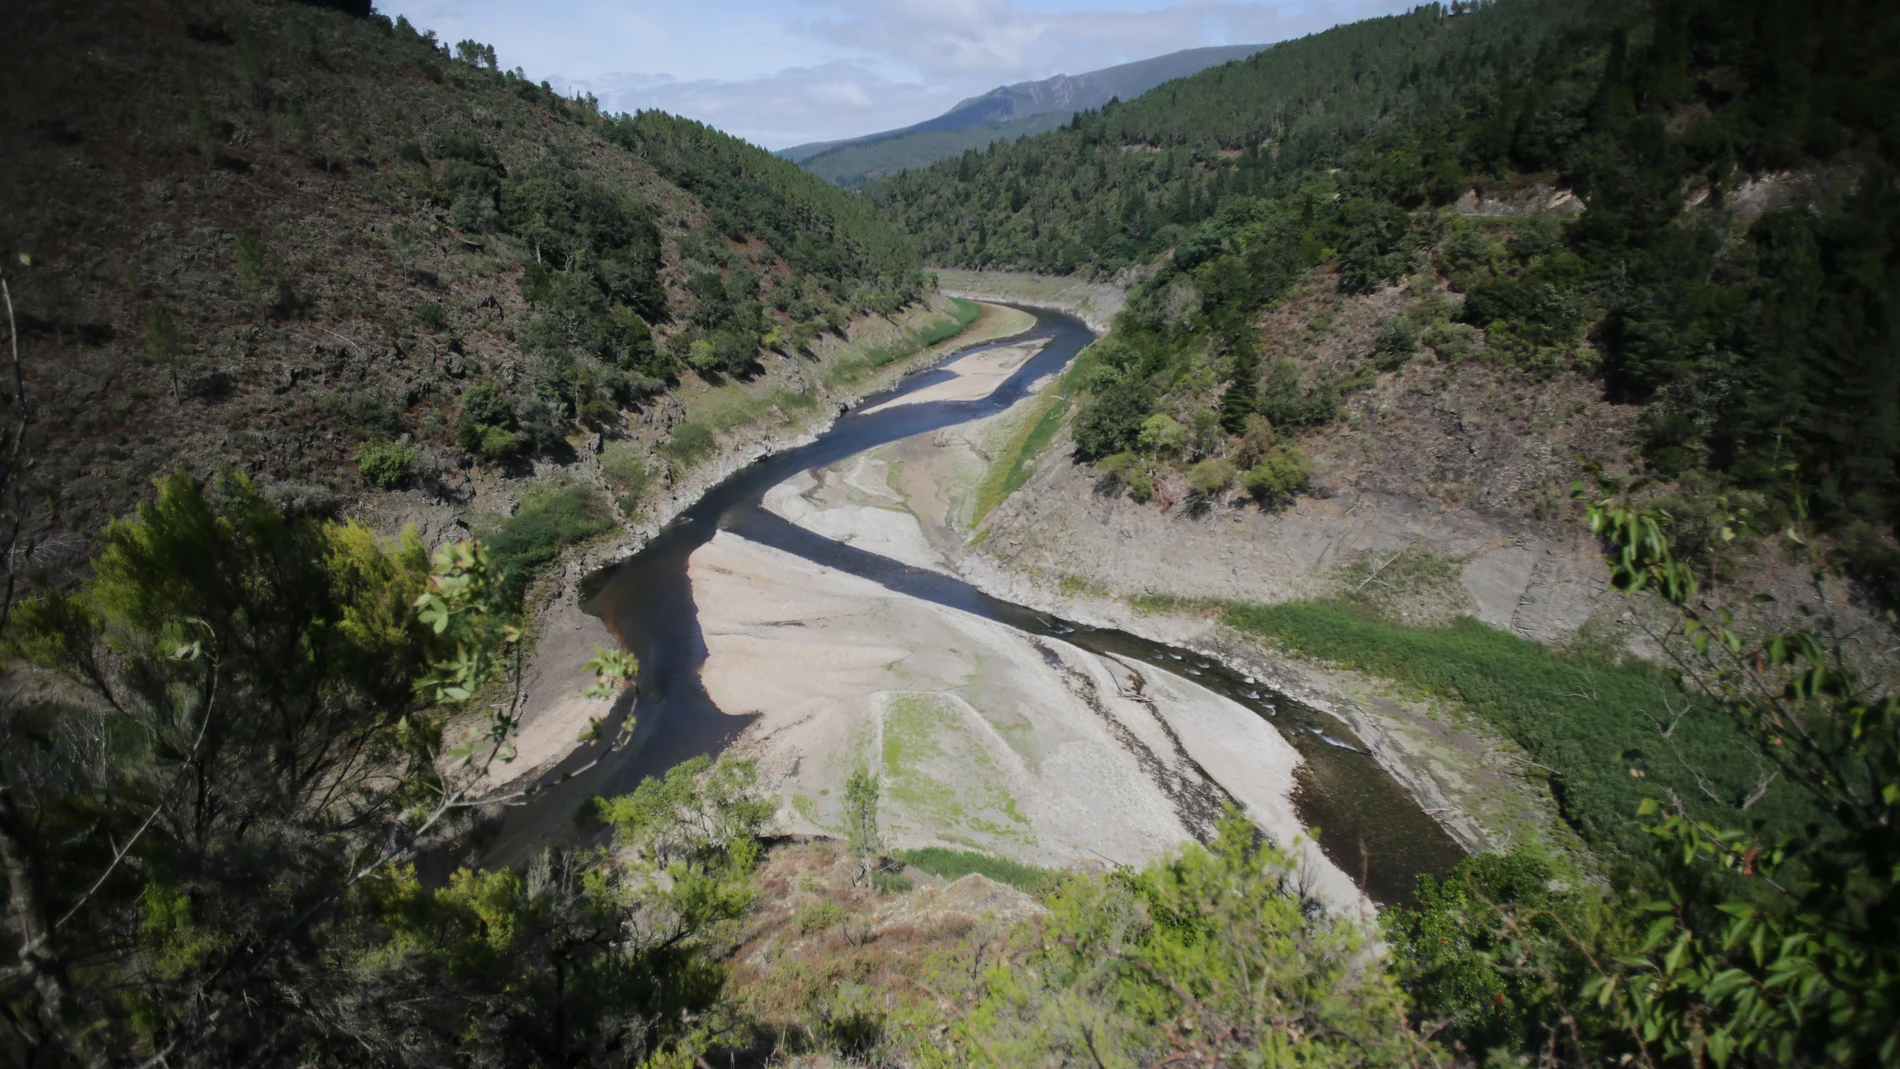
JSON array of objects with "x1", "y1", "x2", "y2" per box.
[{"x1": 485, "y1": 305, "x2": 1464, "y2": 905}]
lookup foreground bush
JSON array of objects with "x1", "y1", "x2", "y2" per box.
[
  {"x1": 0, "y1": 472, "x2": 763, "y2": 1066},
  {"x1": 896, "y1": 814, "x2": 1433, "y2": 1068}
]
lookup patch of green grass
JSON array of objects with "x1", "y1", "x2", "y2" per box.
[
  {"x1": 1219, "y1": 601, "x2": 1820, "y2": 853},
  {"x1": 482, "y1": 481, "x2": 616, "y2": 602},
  {"x1": 771, "y1": 387, "x2": 821, "y2": 417},
  {"x1": 1332, "y1": 546, "x2": 1468, "y2": 619},
  {"x1": 882, "y1": 694, "x2": 965, "y2": 824},
  {"x1": 1127, "y1": 592, "x2": 1226, "y2": 617},
  {"x1": 685, "y1": 384, "x2": 823, "y2": 437},
  {"x1": 790, "y1": 794, "x2": 819, "y2": 824},
  {"x1": 880, "y1": 693, "x2": 1028, "y2": 839},
  {"x1": 923, "y1": 297, "x2": 983, "y2": 344},
  {"x1": 1001, "y1": 797, "x2": 1029, "y2": 826},
  {"x1": 1055, "y1": 573, "x2": 1108, "y2": 598},
  {"x1": 822, "y1": 302, "x2": 979, "y2": 390},
  {"x1": 895, "y1": 847, "x2": 1050, "y2": 893},
  {"x1": 657, "y1": 421, "x2": 717, "y2": 471},
  {"x1": 972, "y1": 342, "x2": 1093, "y2": 525},
  {"x1": 600, "y1": 442, "x2": 654, "y2": 519},
  {"x1": 871, "y1": 869, "x2": 914, "y2": 894}
]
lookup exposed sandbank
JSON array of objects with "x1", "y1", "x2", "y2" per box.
[
  {"x1": 689, "y1": 528, "x2": 1362, "y2": 909},
  {"x1": 859, "y1": 338, "x2": 1047, "y2": 414}
]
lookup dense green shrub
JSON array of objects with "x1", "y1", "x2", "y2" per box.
[
  {"x1": 1387, "y1": 850, "x2": 1596, "y2": 1058},
  {"x1": 1370, "y1": 317, "x2": 1420, "y2": 371},
  {"x1": 869, "y1": 869, "x2": 913, "y2": 894},
  {"x1": 1185, "y1": 457, "x2": 1235, "y2": 495},
  {"x1": 1071, "y1": 377, "x2": 1154, "y2": 459},
  {"x1": 456, "y1": 380, "x2": 527, "y2": 461},
  {"x1": 600, "y1": 442, "x2": 655, "y2": 518},
  {"x1": 482, "y1": 481, "x2": 616, "y2": 600},
  {"x1": 658, "y1": 421, "x2": 717, "y2": 471},
  {"x1": 354, "y1": 439, "x2": 414, "y2": 489},
  {"x1": 901, "y1": 814, "x2": 1434, "y2": 1065},
  {"x1": 1239, "y1": 446, "x2": 1311, "y2": 506}
]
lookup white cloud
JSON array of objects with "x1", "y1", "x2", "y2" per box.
[
  {"x1": 798, "y1": 0, "x2": 1403, "y2": 82},
  {"x1": 566, "y1": 61, "x2": 942, "y2": 149},
  {"x1": 808, "y1": 80, "x2": 876, "y2": 110},
  {"x1": 381, "y1": 0, "x2": 1416, "y2": 149}
]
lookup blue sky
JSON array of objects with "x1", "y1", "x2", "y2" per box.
[{"x1": 379, "y1": 1, "x2": 1414, "y2": 150}]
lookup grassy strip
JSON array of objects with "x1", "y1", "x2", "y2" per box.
[
  {"x1": 481, "y1": 481, "x2": 618, "y2": 602},
  {"x1": 823, "y1": 298, "x2": 983, "y2": 391},
  {"x1": 970, "y1": 342, "x2": 1094, "y2": 526},
  {"x1": 671, "y1": 300, "x2": 983, "y2": 461},
  {"x1": 600, "y1": 442, "x2": 656, "y2": 520},
  {"x1": 1218, "y1": 601, "x2": 1819, "y2": 853},
  {"x1": 896, "y1": 847, "x2": 1051, "y2": 893},
  {"x1": 684, "y1": 385, "x2": 824, "y2": 438},
  {"x1": 928, "y1": 296, "x2": 985, "y2": 341}
]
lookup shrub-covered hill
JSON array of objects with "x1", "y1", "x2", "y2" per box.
[
  {"x1": 865, "y1": 0, "x2": 1605, "y2": 276},
  {"x1": 885, "y1": 0, "x2": 1900, "y2": 600},
  {"x1": 0, "y1": 0, "x2": 921, "y2": 569}
]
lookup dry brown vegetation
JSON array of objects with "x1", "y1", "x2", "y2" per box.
[
  {"x1": 1261, "y1": 264, "x2": 1635, "y2": 526},
  {"x1": 721, "y1": 841, "x2": 1042, "y2": 1065},
  {"x1": 0, "y1": 0, "x2": 896, "y2": 575}
]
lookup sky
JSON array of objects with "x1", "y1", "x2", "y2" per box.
[{"x1": 379, "y1": 1, "x2": 1416, "y2": 151}]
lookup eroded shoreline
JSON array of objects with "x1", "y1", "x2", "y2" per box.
[
  {"x1": 478, "y1": 302, "x2": 1041, "y2": 796},
  {"x1": 487, "y1": 303, "x2": 1465, "y2": 907}
]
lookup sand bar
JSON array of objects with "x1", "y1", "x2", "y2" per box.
[
  {"x1": 690, "y1": 527, "x2": 1362, "y2": 908},
  {"x1": 859, "y1": 339, "x2": 1047, "y2": 414}
]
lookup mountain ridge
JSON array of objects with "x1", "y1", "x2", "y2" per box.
[{"x1": 777, "y1": 44, "x2": 1266, "y2": 184}]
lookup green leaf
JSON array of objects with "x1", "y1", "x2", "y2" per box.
[{"x1": 1664, "y1": 931, "x2": 1692, "y2": 974}]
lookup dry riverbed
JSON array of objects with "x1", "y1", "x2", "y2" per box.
[
  {"x1": 358, "y1": 299, "x2": 1038, "y2": 796},
  {"x1": 753, "y1": 336, "x2": 1584, "y2": 869},
  {"x1": 712, "y1": 336, "x2": 1367, "y2": 910}
]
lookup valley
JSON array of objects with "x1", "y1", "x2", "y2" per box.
[{"x1": 4, "y1": 0, "x2": 1897, "y2": 1065}]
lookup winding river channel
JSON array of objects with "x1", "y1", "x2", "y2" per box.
[{"x1": 490, "y1": 306, "x2": 1464, "y2": 904}]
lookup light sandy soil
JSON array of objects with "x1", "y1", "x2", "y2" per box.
[
  {"x1": 933, "y1": 267, "x2": 1130, "y2": 333},
  {"x1": 456, "y1": 300, "x2": 1040, "y2": 795},
  {"x1": 859, "y1": 339, "x2": 1046, "y2": 414},
  {"x1": 689, "y1": 529, "x2": 1362, "y2": 911},
  {"x1": 762, "y1": 375, "x2": 1575, "y2": 860},
  {"x1": 480, "y1": 563, "x2": 626, "y2": 791},
  {"x1": 763, "y1": 462, "x2": 947, "y2": 572}
]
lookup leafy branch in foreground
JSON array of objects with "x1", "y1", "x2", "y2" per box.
[
  {"x1": 1575, "y1": 489, "x2": 1900, "y2": 1068},
  {"x1": 1392, "y1": 487, "x2": 1899, "y2": 1068},
  {"x1": 894, "y1": 810, "x2": 1436, "y2": 1068},
  {"x1": 0, "y1": 470, "x2": 777, "y2": 1068}
]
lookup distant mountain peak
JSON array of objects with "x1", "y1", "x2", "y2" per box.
[{"x1": 777, "y1": 44, "x2": 1267, "y2": 174}]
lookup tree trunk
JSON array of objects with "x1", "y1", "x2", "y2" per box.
[{"x1": 0, "y1": 763, "x2": 97, "y2": 1067}]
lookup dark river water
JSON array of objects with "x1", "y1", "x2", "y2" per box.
[{"x1": 484, "y1": 306, "x2": 1465, "y2": 905}]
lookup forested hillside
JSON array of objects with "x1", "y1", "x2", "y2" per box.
[
  {"x1": 868, "y1": 0, "x2": 1606, "y2": 273},
  {"x1": 0, "y1": 0, "x2": 921, "y2": 570},
  {"x1": 785, "y1": 44, "x2": 1267, "y2": 188},
  {"x1": 881, "y1": 0, "x2": 1900, "y2": 596},
  {"x1": 6, "y1": 1, "x2": 1900, "y2": 1067},
  {"x1": 793, "y1": 112, "x2": 1072, "y2": 189}
]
